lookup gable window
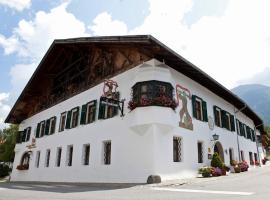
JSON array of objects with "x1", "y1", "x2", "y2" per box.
[
  {"x1": 56, "y1": 147, "x2": 62, "y2": 167},
  {"x1": 214, "y1": 106, "x2": 222, "y2": 127},
  {"x1": 192, "y1": 95, "x2": 208, "y2": 122},
  {"x1": 103, "y1": 141, "x2": 111, "y2": 165},
  {"x1": 82, "y1": 144, "x2": 90, "y2": 165},
  {"x1": 173, "y1": 137, "x2": 182, "y2": 162},
  {"x1": 66, "y1": 145, "x2": 73, "y2": 167},
  {"x1": 129, "y1": 81, "x2": 176, "y2": 111},
  {"x1": 197, "y1": 142, "x2": 203, "y2": 163},
  {"x1": 80, "y1": 100, "x2": 97, "y2": 125},
  {"x1": 59, "y1": 112, "x2": 66, "y2": 132},
  {"x1": 35, "y1": 151, "x2": 40, "y2": 168},
  {"x1": 45, "y1": 149, "x2": 50, "y2": 167}
]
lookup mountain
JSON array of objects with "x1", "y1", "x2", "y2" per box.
[{"x1": 231, "y1": 84, "x2": 270, "y2": 125}]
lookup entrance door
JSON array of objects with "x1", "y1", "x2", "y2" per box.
[{"x1": 213, "y1": 141, "x2": 224, "y2": 162}]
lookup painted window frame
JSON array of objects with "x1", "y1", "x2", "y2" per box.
[
  {"x1": 59, "y1": 112, "x2": 67, "y2": 132},
  {"x1": 70, "y1": 107, "x2": 79, "y2": 128}
]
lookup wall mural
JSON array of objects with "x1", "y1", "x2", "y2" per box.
[
  {"x1": 100, "y1": 79, "x2": 125, "y2": 117},
  {"x1": 176, "y1": 84, "x2": 193, "y2": 130}
]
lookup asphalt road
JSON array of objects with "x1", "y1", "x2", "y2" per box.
[{"x1": 1, "y1": 165, "x2": 270, "y2": 200}]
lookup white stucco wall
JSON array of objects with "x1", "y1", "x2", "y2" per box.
[{"x1": 11, "y1": 59, "x2": 260, "y2": 183}]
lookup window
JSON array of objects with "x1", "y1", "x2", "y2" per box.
[
  {"x1": 71, "y1": 108, "x2": 79, "y2": 128},
  {"x1": 35, "y1": 121, "x2": 45, "y2": 138},
  {"x1": 214, "y1": 106, "x2": 222, "y2": 127},
  {"x1": 173, "y1": 137, "x2": 182, "y2": 162},
  {"x1": 221, "y1": 110, "x2": 235, "y2": 131},
  {"x1": 229, "y1": 148, "x2": 234, "y2": 164},
  {"x1": 56, "y1": 147, "x2": 62, "y2": 167},
  {"x1": 35, "y1": 151, "x2": 40, "y2": 168},
  {"x1": 65, "y1": 107, "x2": 79, "y2": 129},
  {"x1": 66, "y1": 145, "x2": 73, "y2": 166},
  {"x1": 254, "y1": 153, "x2": 258, "y2": 162},
  {"x1": 103, "y1": 141, "x2": 111, "y2": 165},
  {"x1": 98, "y1": 95, "x2": 119, "y2": 120},
  {"x1": 82, "y1": 144, "x2": 90, "y2": 165},
  {"x1": 59, "y1": 112, "x2": 66, "y2": 132},
  {"x1": 21, "y1": 127, "x2": 31, "y2": 142},
  {"x1": 249, "y1": 152, "x2": 254, "y2": 165},
  {"x1": 18, "y1": 152, "x2": 30, "y2": 170},
  {"x1": 16, "y1": 131, "x2": 23, "y2": 144},
  {"x1": 129, "y1": 81, "x2": 175, "y2": 111},
  {"x1": 192, "y1": 95, "x2": 208, "y2": 122},
  {"x1": 240, "y1": 150, "x2": 245, "y2": 161},
  {"x1": 236, "y1": 120, "x2": 240, "y2": 135},
  {"x1": 49, "y1": 117, "x2": 56, "y2": 134},
  {"x1": 80, "y1": 100, "x2": 97, "y2": 125},
  {"x1": 197, "y1": 142, "x2": 203, "y2": 163},
  {"x1": 45, "y1": 149, "x2": 50, "y2": 167}
]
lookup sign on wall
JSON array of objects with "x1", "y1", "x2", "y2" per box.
[{"x1": 176, "y1": 84, "x2": 193, "y2": 130}]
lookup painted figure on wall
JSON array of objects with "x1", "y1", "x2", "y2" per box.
[
  {"x1": 176, "y1": 84, "x2": 193, "y2": 130},
  {"x1": 102, "y1": 79, "x2": 119, "y2": 100}
]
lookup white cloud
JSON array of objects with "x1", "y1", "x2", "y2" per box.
[
  {"x1": 88, "y1": 0, "x2": 270, "y2": 89},
  {"x1": 0, "y1": 0, "x2": 31, "y2": 11},
  {"x1": 0, "y1": 92, "x2": 11, "y2": 129},
  {"x1": 237, "y1": 67, "x2": 270, "y2": 87},
  {"x1": 0, "y1": 2, "x2": 89, "y2": 62},
  {"x1": 89, "y1": 12, "x2": 128, "y2": 36}
]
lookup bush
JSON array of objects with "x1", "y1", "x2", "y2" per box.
[
  {"x1": 238, "y1": 161, "x2": 249, "y2": 172},
  {"x1": 0, "y1": 163, "x2": 10, "y2": 177},
  {"x1": 211, "y1": 153, "x2": 224, "y2": 168},
  {"x1": 198, "y1": 167, "x2": 212, "y2": 177},
  {"x1": 234, "y1": 166, "x2": 241, "y2": 173}
]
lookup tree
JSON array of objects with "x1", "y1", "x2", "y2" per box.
[{"x1": 0, "y1": 124, "x2": 18, "y2": 163}]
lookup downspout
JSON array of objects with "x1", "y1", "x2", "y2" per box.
[
  {"x1": 254, "y1": 123, "x2": 263, "y2": 164},
  {"x1": 234, "y1": 104, "x2": 247, "y2": 162}
]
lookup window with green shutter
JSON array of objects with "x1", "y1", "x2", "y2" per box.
[
  {"x1": 26, "y1": 127, "x2": 31, "y2": 141},
  {"x1": 80, "y1": 104, "x2": 87, "y2": 125},
  {"x1": 49, "y1": 116, "x2": 56, "y2": 134},
  {"x1": 70, "y1": 107, "x2": 80, "y2": 128},
  {"x1": 35, "y1": 123, "x2": 41, "y2": 138},
  {"x1": 99, "y1": 95, "x2": 119, "y2": 120},
  {"x1": 214, "y1": 106, "x2": 222, "y2": 127},
  {"x1": 39, "y1": 121, "x2": 45, "y2": 137},
  {"x1": 192, "y1": 95, "x2": 207, "y2": 122},
  {"x1": 86, "y1": 100, "x2": 97, "y2": 124},
  {"x1": 230, "y1": 115, "x2": 235, "y2": 132},
  {"x1": 59, "y1": 112, "x2": 66, "y2": 132},
  {"x1": 65, "y1": 111, "x2": 72, "y2": 129},
  {"x1": 45, "y1": 119, "x2": 50, "y2": 135}
]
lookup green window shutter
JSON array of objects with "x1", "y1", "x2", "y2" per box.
[
  {"x1": 202, "y1": 100, "x2": 208, "y2": 122},
  {"x1": 92, "y1": 100, "x2": 97, "y2": 122},
  {"x1": 98, "y1": 98, "x2": 106, "y2": 119},
  {"x1": 35, "y1": 123, "x2": 40, "y2": 138},
  {"x1": 80, "y1": 104, "x2": 87, "y2": 125},
  {"x1": 230, "y1": 114, "x2": 235, "y2": 132},
  {"x1": 213, "y1": 106, "x2": 218, "y2": 126},
  {"x1": 26, "y1": 127, "x2": 31, "y2": 141},
  {"x1": 51, "y1": 116, "x2": 56, "y2": 134},
  {"x1": 192, "y1": 95, "x2": 197, "y2": 119},
  {"x1": 221, "y1": 110, "x2": 226, "y2": 128},
  {"x1": 65, "y1": 111, "x2": 72, "y2": 129},
  {"x1": 45, "y1": 119, "x2": 50, "y2": 135},
  {"x1": 75, "y1": 106, "x2": 80, "y2": 126},
  {"x1": 240, "y1": 122, "x2": 244, "y2": 136}
]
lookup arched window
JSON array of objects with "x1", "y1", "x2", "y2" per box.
[
  {"x1": 128, "y1": 81, "x2": 177, "y2": 110},
  {"x1": 16, "y1": 152, "x2": 30, "y2": 170}
]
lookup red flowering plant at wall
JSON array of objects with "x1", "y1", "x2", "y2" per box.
[
  {"x1": 128, "y1": 96, "x2": 178, "y2": 111},
  {"x1": 16, "y1": 164, "x2": 29, "y2": 170}
]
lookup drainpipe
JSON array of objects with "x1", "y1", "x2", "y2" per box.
[
  {"x1": 254, "y1": 123, "x2": 263, "y2": 164},
  {"x1": 234, "y1": 104, "x2": 247, "y2": 162}
]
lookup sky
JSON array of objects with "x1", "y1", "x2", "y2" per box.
[{"x1": 1, "y1": 0, "x2": 270, "y2": 128}]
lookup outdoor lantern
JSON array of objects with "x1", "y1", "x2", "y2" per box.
[{"x1": 212, "y1": 134, "x2": 219, "y2": 141}]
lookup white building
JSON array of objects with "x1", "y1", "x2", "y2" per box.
[{"x1": 6, "y1": 35, "x2": 266, "y2": 183}]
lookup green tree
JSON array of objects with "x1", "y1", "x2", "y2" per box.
[
  {"x1": 211, "y1": 152, "x2": 224, "y2": 168},
  {"x1": 0, "y1": 124, "x2": 18, "y2": 162}
]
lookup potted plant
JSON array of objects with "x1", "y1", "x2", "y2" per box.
[{"x1": 238, "y1": 161, "x2": 249, "y2": 172}]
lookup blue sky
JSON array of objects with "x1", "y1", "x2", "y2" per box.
[{"x1": 1, "y1": 0, "x2": 270, "y2": 127}]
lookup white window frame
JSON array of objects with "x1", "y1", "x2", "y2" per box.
[
  {"x1": 39, "y1": 121, "x2": 45, "y2": 137},
  {"x1": 48, "y1": 117, "x2": 56, "y2": 135},
  {"x1": 70, "y1": 108, "x2": 79, "y2": 128},
  {"x1": 215, "y1": 107, "x2": 222, "y2": 127},
  {"x1": 35, "y1": 151, "x2": 40, "y2": 168},
  {"x1": 55, "y1": 147, "x2": 62, "y2": 167},
  {"x1": 195, "y1": 98, "x2": 203, "y2": 121},
  {"x1": 226, "y1": 113, "x2": 231, "y2": 130},
  {"x1": 45, "y1": 149, "x2": 50, "y2": 168},
  {"x1": 86, "y1": 102, "x2": 95, "y2": 124},
  {"x1": 82, "y1": 144, "x2": 90, "y2": 166},
  {"x1": 59, "y1": 112, "x2": 66, "y2": 132}
]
